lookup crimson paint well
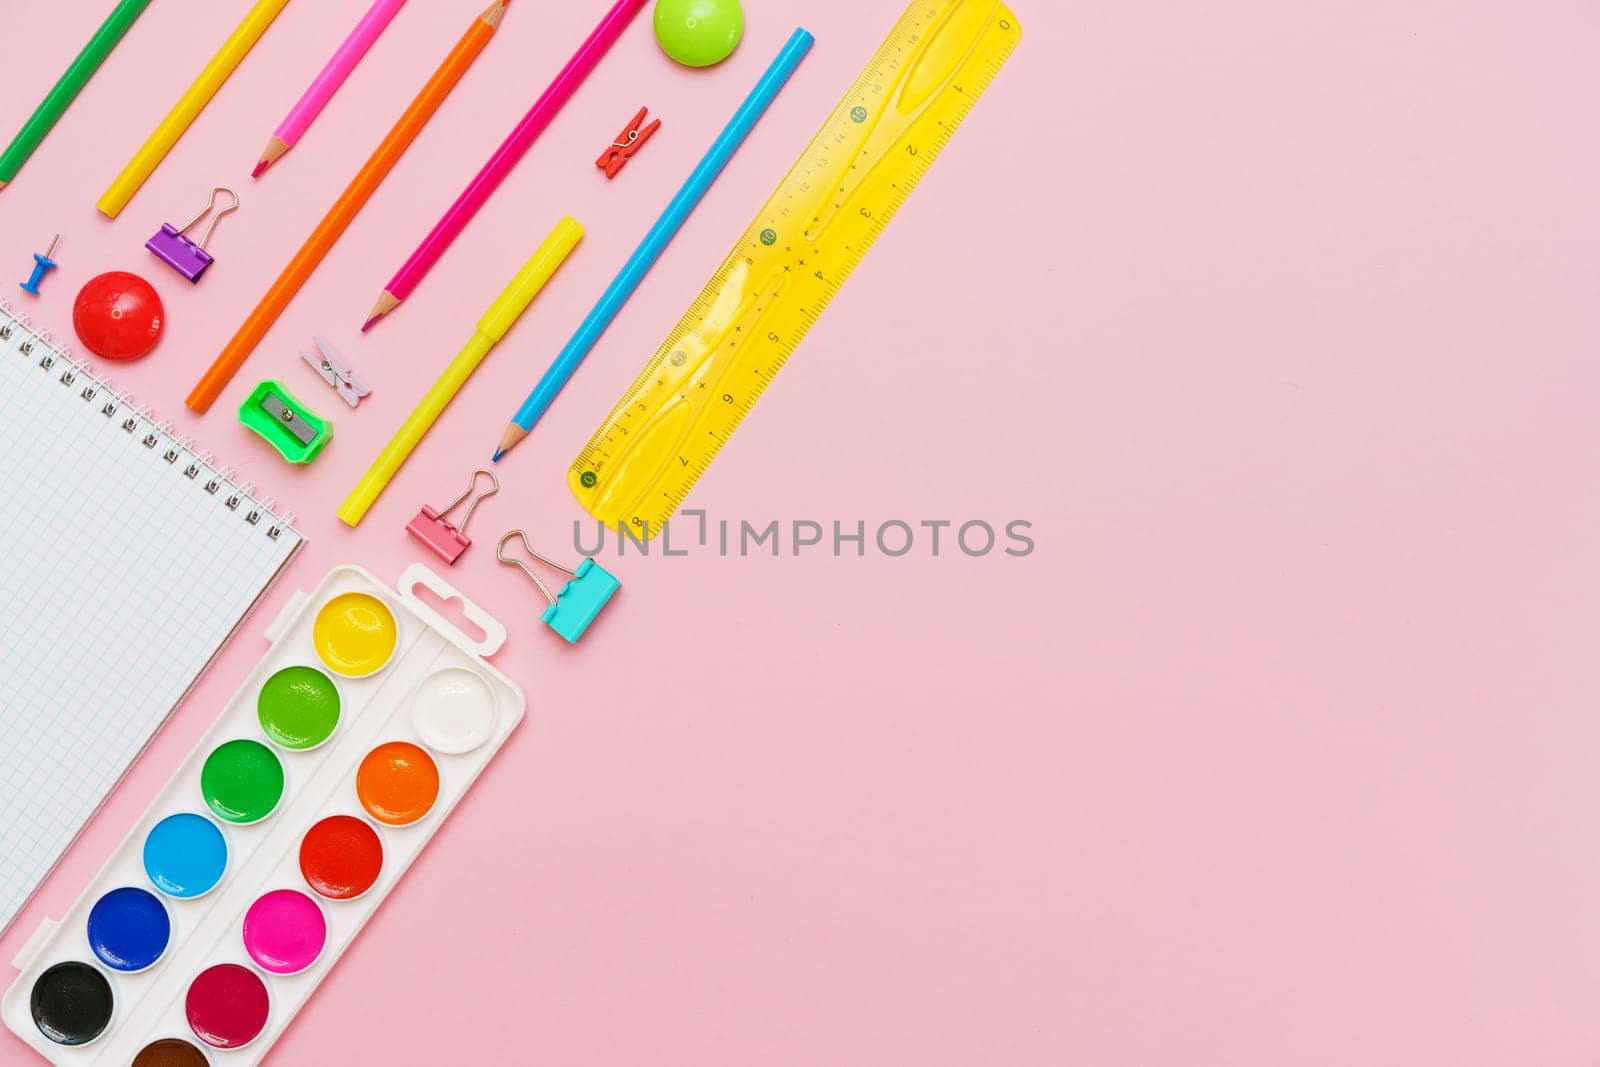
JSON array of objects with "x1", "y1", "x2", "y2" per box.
[{"x1": 185, "y1": 963, "x2": 269, "y2": 1049}]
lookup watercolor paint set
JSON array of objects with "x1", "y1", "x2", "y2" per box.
[{"x1": 1, "y1": 564, "x2": 524, "y2": 1065}]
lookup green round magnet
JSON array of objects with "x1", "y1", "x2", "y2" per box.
[
  {"x1": 654, "y1": 0, "x2": 744, "y2": 67},
  {"x1": 200, "y1": 739, "x2": 284, "y2": 824},
  {"x1": 258, "y1": 666, "x2": 341, "y2": 750}
]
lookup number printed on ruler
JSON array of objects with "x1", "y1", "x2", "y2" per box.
[{"x1": 569, "y1": 0, "x2": 1022, "y2": 535}]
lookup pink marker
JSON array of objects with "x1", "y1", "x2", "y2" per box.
[
  {"x1": 361, "y1": 0, "x2": 647, "y2": 331},
  {"x1": 253, "y1": 0, "x2": 409, "y2": 178}
]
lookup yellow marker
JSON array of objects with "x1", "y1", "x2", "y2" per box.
[
  {"x1": 338, "y1": 216, "x2": 582, "y2": 527},
  {"x1": 98, "y1": 0, "x2": 293, "y2": 218}
]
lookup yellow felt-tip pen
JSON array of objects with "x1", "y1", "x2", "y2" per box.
[
  {"x1": 98, "y1": 0, "x2": 293, "y2": 218},
  {"x1": 338, "y1": 216, "x2": 583, "y2": 527}
]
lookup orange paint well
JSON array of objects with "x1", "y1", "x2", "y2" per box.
[{"x1": 355, "y1": 742, "x2": 439, "y2": 825}]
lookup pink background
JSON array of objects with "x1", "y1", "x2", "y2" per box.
[{"x1": 1, "y1": 0, "x2": 1597, "y2": 1063}]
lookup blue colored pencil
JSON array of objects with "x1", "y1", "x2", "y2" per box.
[{"x1": 493, "y1": 28, "x2": 814, "y2": 461}]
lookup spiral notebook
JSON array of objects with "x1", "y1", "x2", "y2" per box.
[{"x1": 0, "y1": 305, "x2": 303, "y2": 936}]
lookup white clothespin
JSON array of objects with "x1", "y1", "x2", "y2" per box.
[{"x1": 300, "y1": 336, "x2": 370, "y2": 409}]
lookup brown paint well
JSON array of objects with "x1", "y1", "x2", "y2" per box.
[{"x1": 133, "y1": 1037, "x2": 210, "y2": 1067}]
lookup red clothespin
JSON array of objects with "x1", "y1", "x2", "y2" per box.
[{"x1": 596, "y1": 107, "x2": 660, "y2": 180}]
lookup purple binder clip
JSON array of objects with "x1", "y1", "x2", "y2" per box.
[{"x1": 147, "y1": 187, "x2": 238, "y2": 283}]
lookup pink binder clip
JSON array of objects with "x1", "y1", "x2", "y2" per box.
[
  {"x1": 406, "y1": 469, "x2": 498, "y2": 565},
  {"x1": 146, "y1": 187, "x2": 239, "y2": 283}
]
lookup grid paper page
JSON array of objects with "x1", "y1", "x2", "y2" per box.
[{"x1": 0, "y1": 308, "x2": 302, "y2": 934}]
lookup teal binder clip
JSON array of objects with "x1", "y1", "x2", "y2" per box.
[{"x1": 497, "y1": 530, "x2": 619, "y2": 644}]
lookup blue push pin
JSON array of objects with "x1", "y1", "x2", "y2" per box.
[{"x1": 19, "y1": 234, "x2": 60, "y2": 296}]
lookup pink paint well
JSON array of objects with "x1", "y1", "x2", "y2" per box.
[{"x1": 241, "y1": 889, "x2": 326, "y2": 975}]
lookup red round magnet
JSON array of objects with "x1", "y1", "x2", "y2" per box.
[{"x1": 73, "y1": 271, "x2": 164, "y2": 361}]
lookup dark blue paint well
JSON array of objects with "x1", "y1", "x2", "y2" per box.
[{"x1": 87, "y1": 886, "x2": 170, "y2": 972}]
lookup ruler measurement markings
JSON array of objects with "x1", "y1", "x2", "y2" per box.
[{"x1": 572, "y1": 2, "x2": 1020, "y2": 531}]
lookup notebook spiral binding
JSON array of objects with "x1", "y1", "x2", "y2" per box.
[{"x1": 0, "y1": 301, "x2": 298, "y2": 542}]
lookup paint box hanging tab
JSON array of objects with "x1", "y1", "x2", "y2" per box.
[
  {"x1": 497, "y1": 530, "x2": 619, "y2": 643},
  {"x1": 407, "y1": 469, "x2": 498, "y2": 565},
  {"x1": 1, "y1": 564, "x2": 524, "y2": 1065},
  {"x1": 147, "y1": 187, "x2": 238, "y2": 283}
]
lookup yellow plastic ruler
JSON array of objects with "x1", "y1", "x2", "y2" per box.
[{"x1": 568, "y1": 0, "x2": 1022, "y2": 535}]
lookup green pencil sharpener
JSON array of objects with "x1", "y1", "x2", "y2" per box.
[{"x1": 239, "y1": 380, "x2": 330, "y2": 464}]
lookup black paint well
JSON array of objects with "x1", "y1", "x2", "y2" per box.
[{"x1": 30, "y1": 961, "x2": 113, "y2": 1045}]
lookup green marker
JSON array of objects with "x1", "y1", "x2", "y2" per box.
[{"x1": 0, "y1": 0, "x2": 156, "y2": 190}]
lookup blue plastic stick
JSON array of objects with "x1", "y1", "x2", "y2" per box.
[{"x1": 497, "y1": 28, "x2": 814, "y2": 460}]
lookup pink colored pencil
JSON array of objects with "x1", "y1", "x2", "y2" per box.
[
  {"x1": 362, "y1": 0, "x2": 647, "y2": 331},
  {"x1": 254, "y1": 0, "x2": 409, "y2": 177}
]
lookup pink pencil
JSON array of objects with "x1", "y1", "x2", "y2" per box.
[
  {"x1": 362, "y1": 0, "x2": 647, "y2": 330},
  {"x1": 254, "y1": 0, "x2": 409, "y2": 177}
]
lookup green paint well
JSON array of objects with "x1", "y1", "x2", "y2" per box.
[
  {"x1": 200, "y1": 739, "x2": 284, "y2": 824},
  {"x1": 257, "y1": 666, "x2": 341, "y2": 750}
]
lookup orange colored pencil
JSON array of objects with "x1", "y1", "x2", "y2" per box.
[{"x1": 188, "y1": 0, "x2": 507, "y2": 413}]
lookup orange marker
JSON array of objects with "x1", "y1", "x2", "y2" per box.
[{"x1": 187, "y1": 0, "x2": 507, "y2": 414}]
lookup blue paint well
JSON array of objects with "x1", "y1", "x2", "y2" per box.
[
  {"x1": 142, "y1": 813, "x2": 227, "y2": 898},
  {"x1": 87, "y1": 886, "x2": 170, "y2": 971}
]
